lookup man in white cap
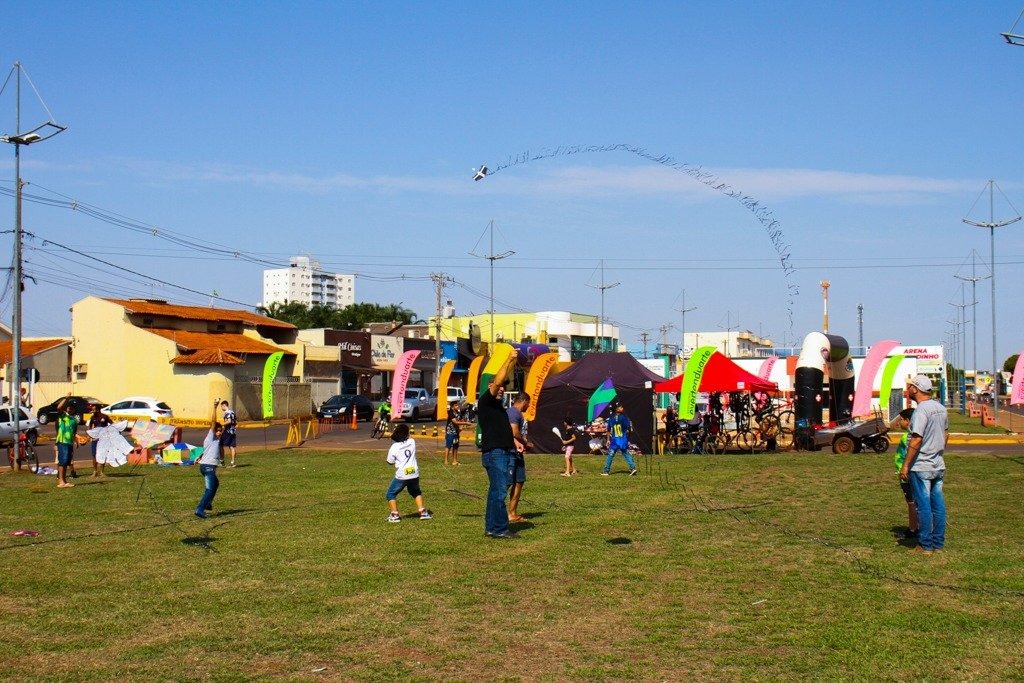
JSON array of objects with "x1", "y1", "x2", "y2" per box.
[{"x1": 899, "y1": 374, "x2": 948, "y2": 554}]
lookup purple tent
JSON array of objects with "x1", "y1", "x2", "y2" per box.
[{"x1": 530, "y1": 352, "x2": 663, "y2": 454}]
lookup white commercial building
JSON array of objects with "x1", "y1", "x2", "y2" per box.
[{"x1": 262, "y1": 256, "x2": 355, "y2": 309}]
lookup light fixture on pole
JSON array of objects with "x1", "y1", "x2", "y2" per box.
[
  {"x1": 470, "y1": 220, "x2": 514, "y2": 346},
  {"x1": 963, "y1": 180, "x2": 1021, "y2": 424},
  {"x1": 1002, "y1": 7, "x2": 1024, "y2": 45},
  {"x1": 1, "y1": 62, "x2": 65, "y2": 461}
]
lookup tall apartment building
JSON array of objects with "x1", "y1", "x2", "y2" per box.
[{"x1": 262, "y1": 256, "x2": 355, "y2": 308}]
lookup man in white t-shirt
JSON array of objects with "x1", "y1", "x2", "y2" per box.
[{"x1": 899, "y1": 375, "x2": 949, "y2": 554}]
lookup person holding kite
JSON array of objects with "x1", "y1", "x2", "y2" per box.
[
  {"x1": 602, "y1": 403, "x2": 638, "y2": 476},
  {"x1": 194, "y1": 400, "x2": 224, "y2": 519},
  {"x1": 478, "y1": 354, "x2": 519, "y2": 539}
]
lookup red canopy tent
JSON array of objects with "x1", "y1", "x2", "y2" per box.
[{"x1": 655, "y1": 352, "x2": 778, "y2": 393}]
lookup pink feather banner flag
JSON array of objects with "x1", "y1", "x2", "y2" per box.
[
  {"x1": 1010, "y1": 352, "x2": 1024, "y2": 405},
  {"x1": 757, "y1": 356, "x2": 777, "y2": 380},
  {"x1": 852, "y1": 340, "x2": 899, "y2": 417}
]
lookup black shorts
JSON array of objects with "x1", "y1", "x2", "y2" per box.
[
  {"x1": 899, "y1": 479, "x2": 914, "y2": 503},
  {"x1": 220, "y1": 431, "x2": 237, "y2": 448}
]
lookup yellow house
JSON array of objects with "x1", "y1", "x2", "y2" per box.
[{"x1": 70, "y1": 297, "x2": 300, "y2": 421}]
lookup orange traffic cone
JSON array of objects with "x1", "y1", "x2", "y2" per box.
[{"x1": 350, "y1": 407, "x2": 358, "y2": 430}]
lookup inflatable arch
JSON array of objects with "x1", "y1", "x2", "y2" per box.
[{"x1": 794, "y1": 332, "x2": 855, "y2": 450}]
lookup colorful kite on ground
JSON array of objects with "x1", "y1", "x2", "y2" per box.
[{"x1": 588, "y1": 378, "x2": 617, "y2": 422}]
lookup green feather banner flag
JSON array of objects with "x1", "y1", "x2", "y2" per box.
[{"x1": 262, "y1": 351, "x2": 284, "y2": 419}]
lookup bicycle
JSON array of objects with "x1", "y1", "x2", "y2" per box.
[
  {"x1": 370, "y1": 418, "x2": 392, "y2": 440},
  {"x1": 6, "y1": 435, "x2": 38, "y2": 472}
]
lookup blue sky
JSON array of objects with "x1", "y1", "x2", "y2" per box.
[{"x1": 2, "y1": 1, "x2": 1023, "y2": 369}]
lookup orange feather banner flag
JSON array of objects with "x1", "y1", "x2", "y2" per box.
[
  {"x1": 465, "y1": 355, "x2": 486, "y2": 404},
  {"x1": 523, "y1": 352, "x2": 558, "y2": 421},
  {"x1": 435, "y1": 360, "x2": 457, "y2": 420}
]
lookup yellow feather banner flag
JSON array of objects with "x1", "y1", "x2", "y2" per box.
[{"x1": 524, "y1": 352, "x2": 558, "y2": 421}]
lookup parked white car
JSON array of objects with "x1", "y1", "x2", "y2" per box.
[
  {"x1": 102, "y1": 396, "x2": 173, "y2": 425},
  {"x1": 0, "y1": 405, "x2": 39, "y2": 445}
]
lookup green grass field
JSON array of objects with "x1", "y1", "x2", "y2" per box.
[{"x1": 2, "y1": 444, "x2": 1023, "y2": 681}]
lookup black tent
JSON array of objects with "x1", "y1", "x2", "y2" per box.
[{"x1": 530, "y1": 352, "x2": 664, "y2": 454}]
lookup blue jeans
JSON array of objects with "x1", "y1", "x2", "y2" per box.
[
  {"x1": 603, "y1": 444, "x2": 636, "y2": 473},
  {"x1": 909, "y1": 470, "x2": 946, "y2": 550},
  {"x1": 481, "y1": 449, "x2": 513, "y2": 535},
  {"x1": 197, "y1": 464, "x2": 219, "y2": 513}
]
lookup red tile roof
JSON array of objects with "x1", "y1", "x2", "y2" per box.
[
  {"x1": 171, "y1": 349, "x2": 245, "y2": 366},
  {"x1": 0, "y1": 338, "x2": 70, "y2": 365},
  {"x1": 105, "y1": 298, "x2": 295, "y2": 330},
  {"x1": 145, "y1": 328, "x2": 292, "y2": 356}
]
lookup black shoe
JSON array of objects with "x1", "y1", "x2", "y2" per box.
[
  {"x1": 490, "y1": 531, "x2": 519, "y2": 539},
  {"x1": 194, "y1": 510, "x2": 207, "y2": 519}
]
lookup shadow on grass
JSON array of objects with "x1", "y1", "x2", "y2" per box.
[
  {"x1": 891, "y1": 526, "x2": 919, "y2": 548},
  {"x1": 607, "y1": 537, "x2": 632, "y2": 545}
]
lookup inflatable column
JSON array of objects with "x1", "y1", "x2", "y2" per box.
[{"x1": 793, "y1": 332, "x2": 855, "y2": 449}]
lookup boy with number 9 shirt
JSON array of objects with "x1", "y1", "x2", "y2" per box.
[{"x1": 385, "y1": 423, "x2": 432, "y2": 523}]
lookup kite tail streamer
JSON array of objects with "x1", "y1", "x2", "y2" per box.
[{"x1": 485, "y1": 143, "x2": 798, "y2": 332}]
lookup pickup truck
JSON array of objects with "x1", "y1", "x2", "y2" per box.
[{"x1": 399, "y1": 388, "x2": 438, "y2": 422}]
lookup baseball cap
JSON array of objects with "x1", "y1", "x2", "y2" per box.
[{"x1": 908, "y1": 375, "x2": 932, "y2": 393}]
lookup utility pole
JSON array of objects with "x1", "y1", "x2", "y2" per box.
[
  {"x1": 638, "y1": 331, "x2": 651, "y2": 359},
  {"x1": 673, "y1": 289, "x2": 697, "y2": 361},
  {"x1": 820, "y1": 280, "x2": 831, "y2": 333},
  {"x1": 963, "y1": 180, "x2": 1021, "y2": 423},
  {"x1": 718, "y1": 311, "x2": 738, "y2": 357},
  {"x1": 955, "y1": 249, "x2": 989, "y2": 391},
  {"x1": 949, "y1": 292, "x2": 969, "y2": 413},
  {"x1": 430, "y1": 273, "x2": 452, "y2": 389},
  {"x1": 856, "y1": 303, "x2": 864, "y2": 350},
  {"x1": 587, "y1": 259, "x2": 619, "y2": 353}
]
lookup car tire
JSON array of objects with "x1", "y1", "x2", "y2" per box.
[
  {"x1": 412, "y1": 408, "x2": 420, "y2": 422},
  {"x1": 37, "y1": 412, "x2": 49, "y2": 425}
]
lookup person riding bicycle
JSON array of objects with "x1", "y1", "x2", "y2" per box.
[{"x1": 375, "y1": 399, "x2": 392, "y2": 429}]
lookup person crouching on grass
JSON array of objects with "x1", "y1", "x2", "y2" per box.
[
  {"x1": 195, "y1": 400, "x2": 223, "y2": 519},
  {"x1": 386, "y1": 423, "x2": 432, "y2": 523}
]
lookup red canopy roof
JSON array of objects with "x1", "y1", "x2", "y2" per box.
[{"x1": 655, "y1": 352, "x2": 778, "y2": 393}]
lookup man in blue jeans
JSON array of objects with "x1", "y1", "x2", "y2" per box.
[
  {"x1": 478, "y1": 356, "x2": 518, "y2": 539},
  {"x1": 899, "y1": 375, "x2": 948, "y2": 554},
  {"x1": 195, "y1": 400, "x2": 224, "y2": 519}
]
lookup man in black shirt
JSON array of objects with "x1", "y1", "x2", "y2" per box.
[{"x1": 478, "y1": 356, "x2": 518, "y2": 539}]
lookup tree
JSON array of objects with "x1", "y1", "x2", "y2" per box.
[
  {"x1": 257, "y1": 301, "x2": 417, "y2": 331},
  {"x1": 1003, "y1": 354, "x2": 1019, "y2": 373}
]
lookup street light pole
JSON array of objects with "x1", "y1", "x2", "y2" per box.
[
  {"x1": 963, "y1": 180, "x2": 1021, "y2": 423},
  {"x1": 470, "y1": 220, "x2": 514, "y2": 346},
  {"x1": 1, "y1": 62, "x2": 66, "y2": 463},
  {"x1": 955, "y1": 250, "x2": 989, "y2": 393}
]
